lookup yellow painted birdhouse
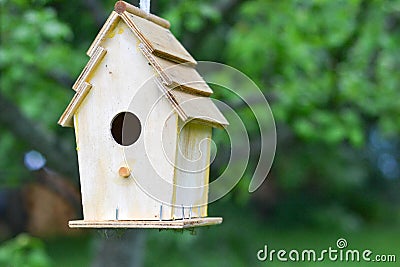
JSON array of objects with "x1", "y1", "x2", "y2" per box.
[{"x1": 58, "y1": 1, "x2": 228, "y2": 229}]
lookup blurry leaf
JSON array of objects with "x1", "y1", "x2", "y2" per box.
[{"x1": 0, "y1": 234, "x2": 53, "y2": 267}]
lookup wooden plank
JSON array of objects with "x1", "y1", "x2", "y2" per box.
[
  {"x1": 58, "y1": 82, "x2": 92, "y2": 127},
  {"x1": 72, "y1": 46, "x2": 107, "y2": 91},
  {"x1": 154, "y1": 77, "x2": 188, "y2": 121},
  {"x1": 171, "y1": 90, "x2": 229, "y2": 127},
  {"x1": 172, "y1": 122, "x2": 212, "y2": 218},
  {"x1": 87, "y1": 12, "x2": 120, "y2": 57},
  {"x1": 140, "y1": 45, "x2": 213, "y2": 96},
  {"x1": 139, "y1": 44, "x2": 172, "y2": 84},
  {"x1": 69, "y1": 217, "x2": 222, "y2": 229},
  {"x1": 154, "y1": 79, "x2": 228, "y2": 128},
  {"x1": 122, "y1": 12, "x2": 196, "y2": 66},
  {"x1": 114, "y1": 1, "x2": 170, "y2": 29}
]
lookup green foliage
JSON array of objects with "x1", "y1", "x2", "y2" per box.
[
  {"x1": 163, "y1": 0, "x2": 221, "y2": 37},
  {"x1": 226, "y1": 0, "x2": 400, "y2": 145},
  {"x1": 0, "y1": 0, "x2": 83, "y2": 184},
  {"x1": 0, "y1": 234, "x2": 52, "y2": 267},
  {"x1": 0, "y1": 0, "x2": 83, "y2": 125}
]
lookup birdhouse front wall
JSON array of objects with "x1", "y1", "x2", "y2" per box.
[{"x1": 73, "y1": 21, "x2": 179, "y2": 221}]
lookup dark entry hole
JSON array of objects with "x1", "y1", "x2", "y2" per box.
[{"x1": 111, "y1": 112, "x2": 141, "y2": 146}]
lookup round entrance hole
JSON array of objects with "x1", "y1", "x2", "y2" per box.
[{"x1": 111, "y1": 112, "x2": 141, "y2": 146}]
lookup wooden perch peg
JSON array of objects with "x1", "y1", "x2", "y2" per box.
[{"x1": 119, "y1": 166, "x2": 131, "y2": 178}]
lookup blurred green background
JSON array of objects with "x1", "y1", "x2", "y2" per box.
[{"x1": 0, "y1": 0, "x2": 399, "y2": 266}]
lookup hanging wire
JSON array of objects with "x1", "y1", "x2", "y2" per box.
[{"x1": 140, "y1": 0, "x2": 150, "y2": 14}]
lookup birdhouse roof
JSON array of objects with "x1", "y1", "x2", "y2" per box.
[{"x1": 58, "y1": 1, "x2": 228, "y2": 128}]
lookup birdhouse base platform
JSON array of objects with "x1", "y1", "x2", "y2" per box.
[{"x1": 69, "y1": 217, "x2": 223, "y2": 229}]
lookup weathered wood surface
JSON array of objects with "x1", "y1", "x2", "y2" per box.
[
  {"x1": 172, "y1": 122, "x2": 212, "y2": 218},
  {"x1": 153, "y1": 78, "x2": 228, "y2": 128},
  {"x1": 141, "y1": 45, "x2": 213, "y2": 96},
  {"x1": 69, "y1": 217, "x2": 222, "y2": 229},
  {"x1": 122, "y1": 12, "x2": 196, "y2": 65},
  {"x1": 74, "y1": 21, "x2": 176, "y2": 221},
  {"x1": 171, "y1": 90, "x2": 229, "y2": 127}
]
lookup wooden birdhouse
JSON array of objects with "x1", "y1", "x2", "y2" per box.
[{"x1": 58, "y1": 1, "x2": 228, "y2": 229}]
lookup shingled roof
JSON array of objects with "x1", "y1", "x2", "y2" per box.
[{"x1": 58, "y1": 1, "x2": 228, "y2": 128}]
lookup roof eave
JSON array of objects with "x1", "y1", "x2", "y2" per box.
[{"x1": 58, "y1": 82, "x2": 92, "y2": 127}]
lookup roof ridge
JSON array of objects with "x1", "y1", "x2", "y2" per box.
[{"x1": 114, "y1": 1, "x2": 170, "y2": 29}]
